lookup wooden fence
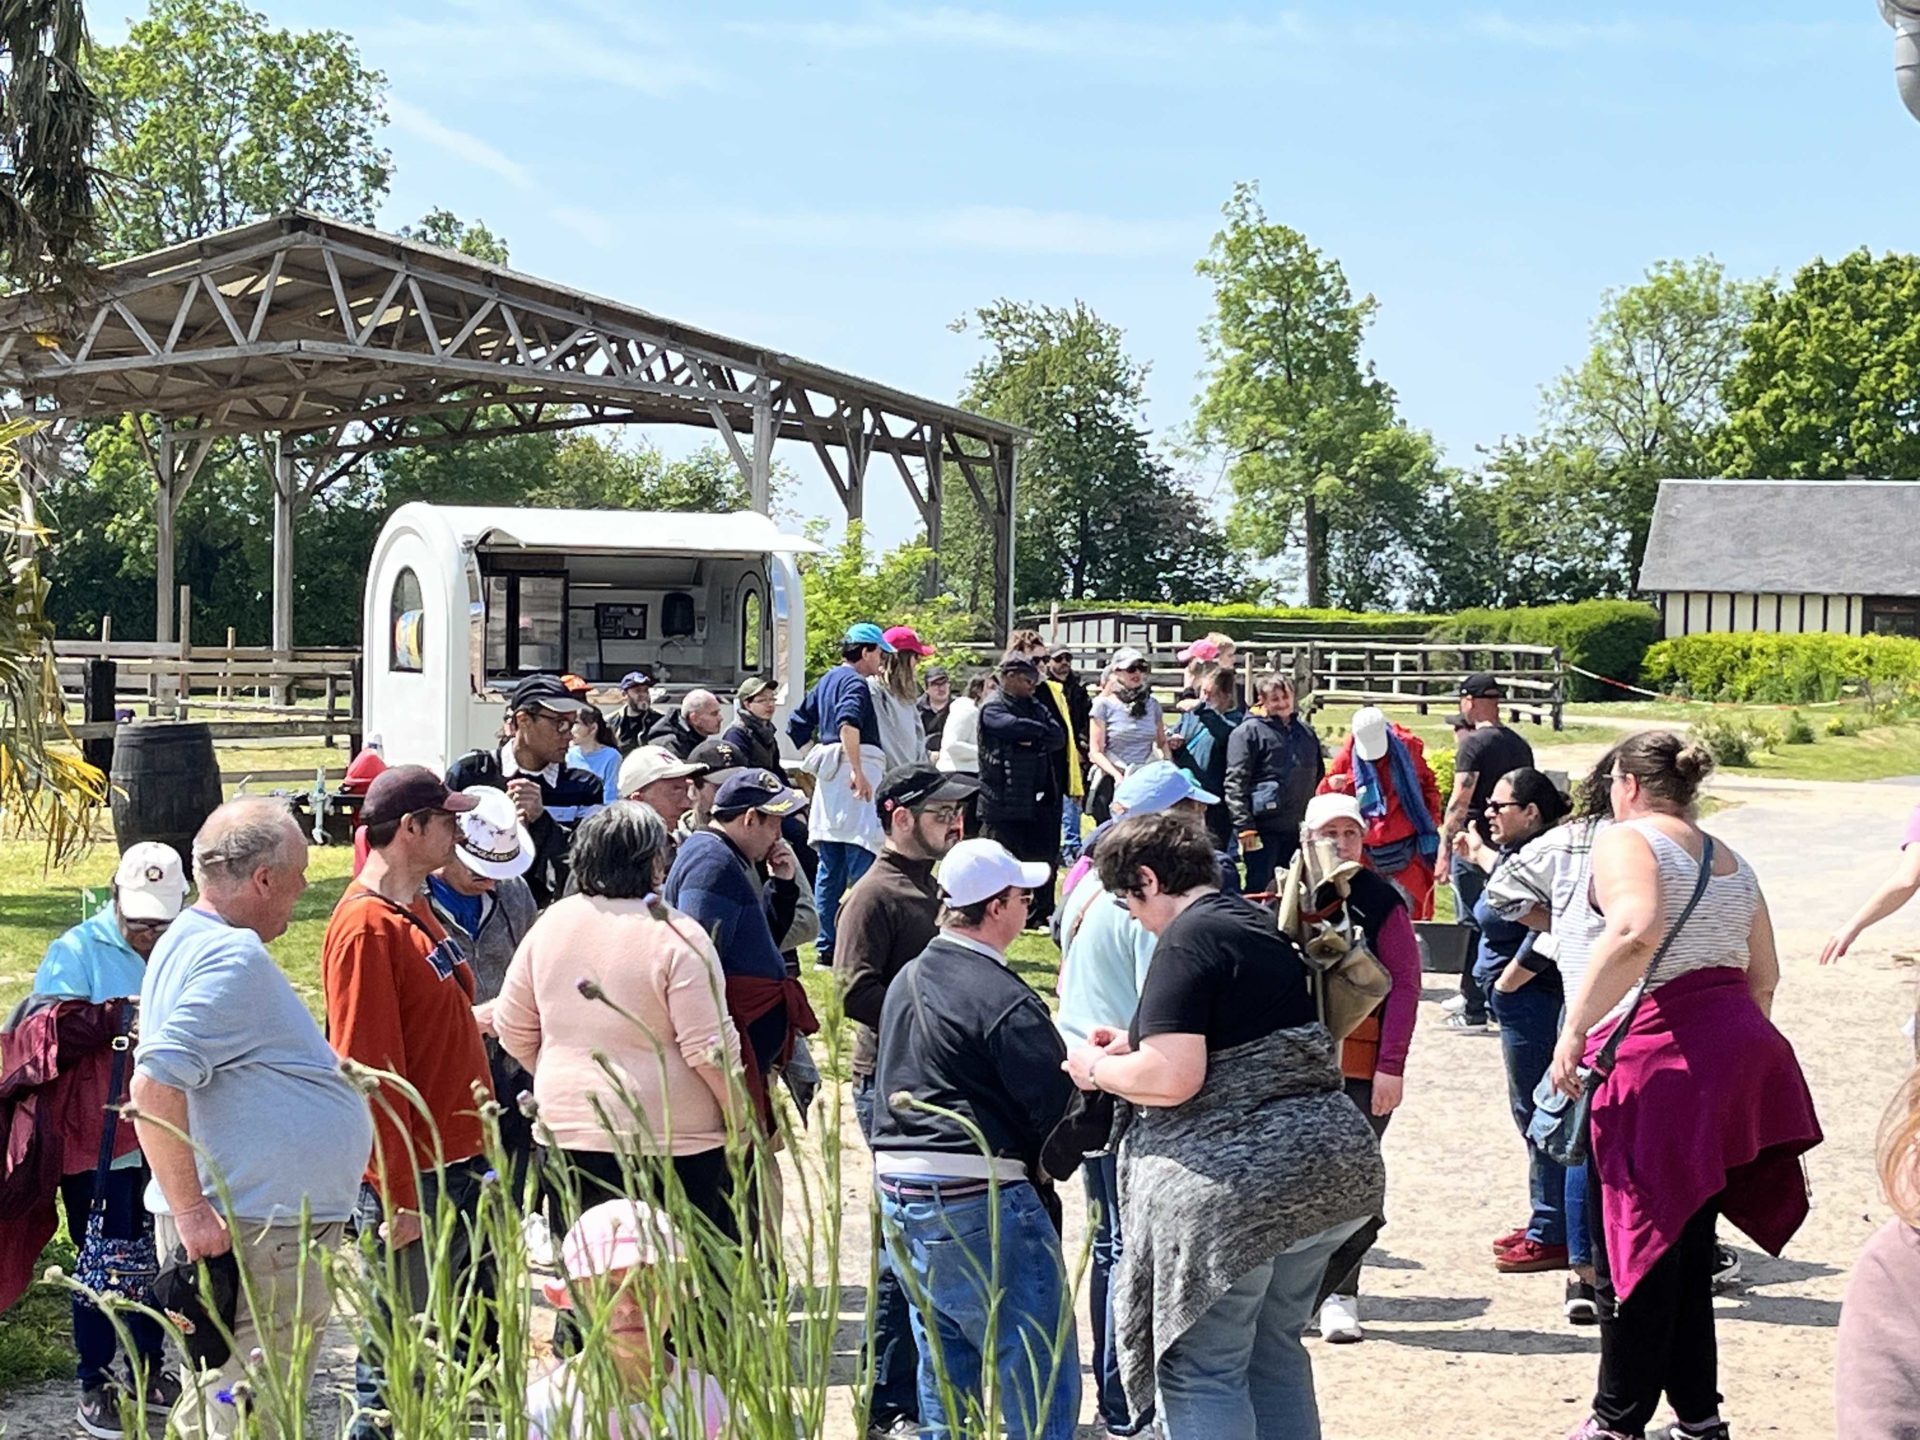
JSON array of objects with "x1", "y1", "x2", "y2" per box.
[{"x1": 54, "y1": 596, "x2": 361, "y2": 763}]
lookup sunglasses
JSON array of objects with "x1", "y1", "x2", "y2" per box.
[
  {"x1": 123, "y1": 917, "x2": 172, "y2": 937},
  {"x1": 1485, "y1": 799, "x2": 1526, "y2": 813}
]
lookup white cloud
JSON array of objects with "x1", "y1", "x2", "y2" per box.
[
  {"x1": 712, "y1": 204, "x2": 1198, "y2": 258},
  {"x1": 552, "y1": 205, "x2": 616, "y2": 249},
  {"x1": 368, "y1": 4, "x2": 717, "y2": 97},
  {"x1": 387, "y1": 97, "x2": 533, "y2": 190},
  {"x1": 727, "y1": 6, "x2": 1314, "y2": 61}
]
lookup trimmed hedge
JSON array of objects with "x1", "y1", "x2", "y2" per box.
[
  {"x1": 1430, "y1": 601, "x2": 1660, "y2": 703},
  {"x1": 1030, "y1": 600, "x2": 1441, "y2": 639},
  {"x1": 1642, "y1": 632, "x2": 1920, "y2": 704}
]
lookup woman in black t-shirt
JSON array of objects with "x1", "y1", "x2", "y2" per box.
[{"x1": 1062, "y1": 812, "x2": 1384, "y2": 1439}]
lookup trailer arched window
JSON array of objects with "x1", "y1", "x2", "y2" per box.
[
  {"x1": 740, "y1": 584, "x2": 763, "y2": 670},
  {"x1": 390, "y1": 567, "x2": 425, "y2": 673}
]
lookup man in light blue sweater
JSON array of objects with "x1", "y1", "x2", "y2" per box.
[{"x1": 132, "y1": 797, "x2": 372, "y2": 1440}]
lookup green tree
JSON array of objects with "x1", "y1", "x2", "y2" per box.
[
  {"x1": 1715, "y1": 248, "x2": 1920, "y2": 479},
  {"x1": 954, "y1": 298, "x2": 1242, "y2": 606},
  {"x1": 0, "y1": 1, "x2": 101, "y2": 291},
  {"x1": 1192, "y1": 182, "x2": 1439, "y2": 608},
  {"x1": 402, "y1": 206, "x2": 509, "y2": 264},
  {"x1": 1545, "y1": 256, "x2": 1758, "y2": 572},
  {"x1": 90, "y1": 0, "x2": 390, "y2": 256},
  {"x1": 798, "y1": 522, "x2": 977, "y2": 677}
]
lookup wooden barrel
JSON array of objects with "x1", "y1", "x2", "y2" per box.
[{"x1": 110, "y1": 721, "x2": 223, "y2": 859}]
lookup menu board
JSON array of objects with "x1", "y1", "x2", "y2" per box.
[{"x1": 597, "y1": 603, "x2": 649, "y2": 640}]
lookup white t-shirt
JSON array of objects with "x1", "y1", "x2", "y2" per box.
[
  {"x1": 522, "y1": 1357, "x2": 727, "y2": 1440},
  {"x1": 1091, "y1": 692, "x2": 1163, "y2": 770}
]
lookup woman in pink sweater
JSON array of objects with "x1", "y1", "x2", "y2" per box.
[
  {"x1": 493, "y1": 802, "x2": 745, "y2": 1243},
  {"x1": 1836, "y1": 1063, "x2": 1920, "y2": 1439}
]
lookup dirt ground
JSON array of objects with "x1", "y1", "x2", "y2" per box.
[{"x1": 4, "y1": 771, "x2": 1914, "y2": 1439}]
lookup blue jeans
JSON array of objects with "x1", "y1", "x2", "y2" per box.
[
  {"x1": 58, "y1": 1167, "x2": 164, "y2": 1388},
  {"x1": 1486, "y1": 972, "x2": 1576, "y2": 1252},
  {"x1": 814, "y1": 841, "x2": 876, "y2": 965},
  {"x1": 1060, "y1": 796, "x2": 1086, "y2": 862},
  {"x1": 1453, "y1": 861, "x2": 1490, "y2": 1022},
  {"x1": 1158, "y1": 1217, "x2": 1367, "y2": 1440},
  {"x1": 1083, "y1": 1152, "x2": 1147, "y2": 1433},
  {"x1": 880, "y1": 1181, "x2": 1079, "y2": 1440},
  {"x1": 854, "y1": 1078, "x2": 921, "y2": 1427}
]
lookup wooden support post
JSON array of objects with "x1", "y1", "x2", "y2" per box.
[
  {"x1": 174, "y1": 586, "x2": 192, "y2": 718},
  {"x1": 155, "y1": 426, "x2": 176, "y2": 644},
  {"x1": 922, "y1": 434, "x2": 943, "y2": 599},
  {"x1": 324, "y1": 671, "x2": 339, "y2": 748},
  {"x1": 348, "y1": 656, "x2": 364, "y2": 756},
  {"x1": 82, "y1": 659, "x2": 117, "y2": 777},
  {"x1": 749, "y1": 374, "x2": 773, "y2": 514},
  {"x1": 271, "y1": 437, "x2": 296, "y2": 707}
]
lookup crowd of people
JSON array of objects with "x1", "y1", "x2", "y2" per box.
[{"x1": 3, "y1": 625, "x2": 1917, "y2": 1440}]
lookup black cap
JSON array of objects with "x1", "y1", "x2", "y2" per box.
[
  {"x1": 922, "y1": 666, "x2": 951, "y2": 685},
  {"x1": 1458, "y1": 672, "x2": 1504, "y2": 699},
  {"x1": 999, "y1": 657, "x2": 1039, "y2": 678},
  {"x1": 687, "y1": 736, "x2": 747, "y2": 777},
  {"x1": 152, "y1": 1245, "x2": 241, "y2": 1369},
  {"x1": 876, "y1": 764, "x2": 980, "y2": 820},
  {"x1": 712, "y1": 768, "x2": 808, "y2": 818},
  {"x1": 511, "y1": 673, "x2": 588, "y2": 715},
  {"x1": 361, "y1": 764, "x2": 479, "y2": 829}
]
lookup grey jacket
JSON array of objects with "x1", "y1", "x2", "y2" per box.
[{"x1": 427, "y1": 877, "x2": 538, "y2": 1005}]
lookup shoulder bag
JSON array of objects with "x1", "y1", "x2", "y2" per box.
[
  {"x1": 1526, "y1": 836, "x2": 1715, "y2": 1168},
  {"x1": 1278, "y1": 852, "x2": 1394, "y2": 1042},
  {"x1": 73, "y1": 1002, "x2": 160, "y2": 1301}
]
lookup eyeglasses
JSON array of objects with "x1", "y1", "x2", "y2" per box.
[
  {"x1": 1609, "y1": 771, "x2": 1630, "y2": 784},
  {"x1": 1485, "y1": 799, "x2": 1526, "y2": 813},
  {"x1": 528, "y1": 708, "x2": 573, "y2": 728},
  {"x1": 917, "y1": 803, "x2": 966, "y2": 824}
]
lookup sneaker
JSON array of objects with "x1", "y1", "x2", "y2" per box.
[
  {"x1": 1440, "y1": 1012, "x2": 1493, "y2": 1033},
  {"x1": 1490, "y1": 1225, "x2": 1529, "y2": 1254},
  {"x1": 76, "y1": 1385, "x2": 126, "y2": 1439},
  {"x1": 140, "y1": 1367, "x2": 183, "y2": 1411},
  {"x1": 1564, "y1": 1275, "x2": 1600, "y2": 1326},
  {"x1": 1494, "y1": 1238, "x2": 1570, "y2": 1273},
  {"x1": 866, "y1": 1420, "x2": 920, "y2": 1439},
  {"x1": 1441, "y1": 992, "x2": 1468, "y2": 1015},
  {"x1": 1568, "y1": 1422, "x2": 1637, "y2": 1440},
  {"x1": 522, "y1": 1211, "x2": 556, "y2": 1269},
  {"x1": 1648, "y1": 1423, "x2": 1732, "y2": 1440},
  {"x1": 1317, "y1": 1293, "x2": 1363, "y2": 1343},
  {"x1": 1711, "y1": 1242, "x2": 1742, "y2": 1291},
  {"x1": 814, "y1": 953, "x2": 835, "y2": 970}
]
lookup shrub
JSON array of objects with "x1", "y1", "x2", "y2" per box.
[
  {"x1": 1694, "y1": 715, "x2": 1759, "y2": 767},
  {"x1": 1429, "y1": 600, "x2": 1661, "y2": 703},
  {"x1": 1642, "y1": 633, "x2": 1920, "y2": 705},
  {"x1": 1430, "y1": 744, "x2": 1455, "y2": 800},
  {"x1": 1783, "y1": 712, "x2": 1816, "y2": 745},
  {"x1": 1826, "y1": 712, "x2": 1864, "y2": 737}
]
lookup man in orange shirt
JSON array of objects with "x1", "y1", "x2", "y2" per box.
[{"x1": 322, "y1": 765, "x2": 495, "y2": 1440}]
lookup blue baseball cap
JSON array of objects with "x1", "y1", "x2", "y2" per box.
[
  {"x1": 844, "y1": 622, "x2": 896, "y2": 653},
  {"x1": 712, "y1": 767, "x2": 808, "y2": 818},
  {"x1": 618, "y1": 670, "x2": 654, "y2": 690},
  {"x1": 1113, "y1": 760, "x2": 1219, "y2": 815}
]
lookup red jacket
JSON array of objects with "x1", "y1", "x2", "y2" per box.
[
  {"x1": 0, "y1": 998, "x2": 138, "y2": 1312},
  {"x1": 1320, "y1": 726, "x2": 1442, "y2": 848}
]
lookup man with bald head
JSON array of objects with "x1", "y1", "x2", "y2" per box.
[
  {"x1": 132, "y1": 797, "x2": 373, "y2": 1439},
  {"x1": 646, "y1": 688, "x2": 725, "y2": 759}
]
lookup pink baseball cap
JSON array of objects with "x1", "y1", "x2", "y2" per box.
[
  {"x1": 541, "y1": 1199, "x2": 686, "y2": 1307},
  {"x1": 883, "y1": 625, "x2": 935, "y2": 657},
  {"x1": 1177, "y1": 638, "x2": 1220, "y2": 663}
]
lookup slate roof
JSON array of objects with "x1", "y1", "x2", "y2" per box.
[{"x1": 1638, "y1": 479, "x2": 1920, "y2": 598}]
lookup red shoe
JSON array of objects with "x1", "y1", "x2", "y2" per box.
[
  {"x1": 1496, "y1": 1238, "x2": 1571, "y2": 1273},
  {"x1": 1490, "y1": 1226, "x2": 1528, "y2": 1254}
]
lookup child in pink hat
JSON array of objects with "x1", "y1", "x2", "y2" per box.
[{"x1": 526, "y1": 1200, "x2": 726, "y2": 1439}]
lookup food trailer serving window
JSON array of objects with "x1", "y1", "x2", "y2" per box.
[
  {"x1": 484, "y1": 571, "x2": 568, "y2": 675},
  {"x1": 390, "y1": 567, "x2": 425, "y2": 673}
]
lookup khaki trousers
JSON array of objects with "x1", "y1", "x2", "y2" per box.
[{"x1": 155, "y1": 1214, "x2": 342, "y2": 1440}]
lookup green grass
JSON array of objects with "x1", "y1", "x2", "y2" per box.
[
  {"x1": 1334, "y1": 704, "x2": 1611, "y2": 755},
  {"x1": 1571, "y1": 700, "x2": 1920, "y2": 782}
]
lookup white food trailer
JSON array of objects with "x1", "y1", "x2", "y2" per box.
[{"x1": 362, "y1": 503, "x2": 818, "y2": 770}]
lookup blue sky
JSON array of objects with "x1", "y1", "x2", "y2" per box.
[{"x1": 101, "y1": 2, "x2": 1916, "y2": 553}]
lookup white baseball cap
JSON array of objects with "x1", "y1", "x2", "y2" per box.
[
  {"x1": 617, "y1": 745, "x2": 702, "y2": 798},
  {"x1": 938, "y1": 838, "x2": 1051, "y2": 908},
  {"x1": 114, "y1": 842, "x2": 189, "y2": 921},
  {"x1": 1351, "y1": 707, "x2": 1391, "y2": 762},
  {"x1": 1303, "y1": 792, "x2": 1365, "y2": 833},
  {"x1": 452, "y1": 787, "x2": 535, "y2": 881},
  {"x1": 1110, "y1": 646, "x2": 1147, "y2": 672}
]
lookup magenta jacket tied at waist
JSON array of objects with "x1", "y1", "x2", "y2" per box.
[{"x1": 1588, "y1": 964, "x2": 1823, "y2": 1300}]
